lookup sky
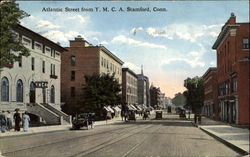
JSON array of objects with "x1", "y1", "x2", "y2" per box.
[{"x1": 18, "y1": 1, "x2": 249, "y2": 98}]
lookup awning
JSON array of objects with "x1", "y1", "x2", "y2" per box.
[
  {"x1": 107, "y1": 106, "x2": 115, "y2": 113},
  {"x1": 128, "y1": 105, "x2": 136, "y2": 110},
  {"x1": 130, "y1": 104, "x2": 138, "y2": 110},
  {"x1": 134, "y1": 105, "x2": 142, "y2": 111},
  {"x1": 113, "y1": 106, "x2": 121, "y2": 112}
]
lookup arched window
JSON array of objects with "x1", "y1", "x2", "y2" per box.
[
  {"x1": 50, "y1": 85, "x2": 55, "y2": 103},
  {"x1": 16, "y1": 80, "x2": 23, "y2": 102},
  {"x1": 1, "y1": 77, "x2": 9, "y2": 102}
]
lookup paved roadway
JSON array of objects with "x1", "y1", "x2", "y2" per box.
[{"x1": 0, "y1": 113, "x2": 239, "y2": 157}]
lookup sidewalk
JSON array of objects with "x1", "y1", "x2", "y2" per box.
[
  {"x1": 190, "y1": 115, "x2": 249, "y2": 155},
  {"x1": 0, "y1": 116, "x2": 123, "y2": 138}
]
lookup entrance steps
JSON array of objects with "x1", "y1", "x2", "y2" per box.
[{"x1": 26, "y1": 103, "x2": 71, "y2": 125}]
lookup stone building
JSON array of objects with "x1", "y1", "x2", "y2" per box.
[
  {"x1": 0, "y1": 24, "x2": 70, "y2": 125},
  {"x1": 212, "y1": 13, "x2": 249, "y2": 125},
  {"x1": 137, "y1": 67, "x2": 150, "y2": 108},
  {"x1": 61, "y1": 36, "x2": 123, "y2": 114},
  {"x1": 122, "y1": 68, "x2": 138, "y2": 106},
  {"x1": 202, "y1": 67, "x2": 219, "y2": 120}
]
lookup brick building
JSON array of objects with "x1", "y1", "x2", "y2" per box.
[
  {"x1": 61, "y1": 36, "x2": 123, "y2": 114},
  {"x1": 122, "y1": 68, "x2": 138, "y2": 106},
  {"x1": 212, "y1": 13, "x2": 249, "y2": 125},
  {"x1": 149, "y1": 85, "x2": 160, "y2": 109},
  {"x1": 202, "y1": 67, "x2": 219, "y2": 120}
]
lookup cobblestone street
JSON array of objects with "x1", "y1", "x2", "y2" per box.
[{"x1": 0, "y1": 114, "x2": 239, "y2": 157}]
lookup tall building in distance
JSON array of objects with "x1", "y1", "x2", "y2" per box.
[
  {"x1": 0, "y1": 24, "x2": 70, "y2": 125},
  {"x1": 122, "y1": 68, "x2": 138, "y2": 106},
  {"x1": 212, "y1": 13, "x2": 249, "y2": 125},
  {"x1": 137, "y1": 66, "x2": 150, "y2": 107},
  {"x1": 61, "y1": 36, "x2": 124, "y2": 114}
]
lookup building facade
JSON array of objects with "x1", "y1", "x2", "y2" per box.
[
  {"x1": 122, "y1": 68, "x2": 138, "y2": 106},
  {"x1": 61, "y1": 36, "x2": 124, "y2": 114},
  {"x1": 149, "y1": 85, "x2": 160, "y2": 108},
  {"x1": 0, "y1": 25, "x2": 70, "y2": 125},
  {"x1": 212, "y1": 13, "x2": 249, "y2": 125},
  {"x1": 137, "y1": 72, "x2": 150, "y2": 108},
  {"x1": 202, "y1": 67, "x2": 219, "y2": 120}
]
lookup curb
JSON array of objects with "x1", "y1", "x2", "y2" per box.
[
  {"x1": 0, "y1": 120, "x2": 124, "y2": 139},
  {"x1": 191, "y1": 121, "x2": 249, "y2": 156}
]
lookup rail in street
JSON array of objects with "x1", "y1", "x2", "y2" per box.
[{"x1": 1, "y1": 113, "x2": 241, "y2": 157}]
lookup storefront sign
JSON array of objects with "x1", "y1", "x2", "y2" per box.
[{"x1": 35, "y1": 81, "x2": 48, "y2": 88}]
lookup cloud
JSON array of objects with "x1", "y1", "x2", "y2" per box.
[
  {"x1": 112, "y1": 35, "x2": 168, "y2": 50},
  {"x1": 162, "y1": 57, "x2": 205, "y2": 69},
  {"x1": 100, "y1": 40, "x2": 109, "y2": 45},
  {"x1": 123, "y1": 62, "x2": 141, "y2": 73},
  {"x1": 146, "y1": 24, "x2": 223, "y2": 42},
  {"x1": 68, "y1": 15, "x2": 88, "y2": 24},
  {"x1": 36, "y1": 20, "x2": 61, "y2": 29},
  {"x1": 42, "y1": 30, "x2": 81, "y2": 42}
]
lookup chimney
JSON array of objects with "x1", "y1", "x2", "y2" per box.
[
  {"x1": 70, "y1": 35, "x2": 86, "y2": 47},
  {"x1": 227, "y1": 12, "x2": 236, "y2": 25}
]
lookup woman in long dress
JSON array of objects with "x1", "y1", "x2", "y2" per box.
[{"x1": 23, "y1": 111, "x2": 30, "y2": 132}]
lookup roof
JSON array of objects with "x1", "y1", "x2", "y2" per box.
[
  {"x1": 14, "y1": 24, "x2": 68, "y2": 52},
  {"x1": 202, "y1": 67, "x2": 217, "y2": 79},
  {"x1": 122, "y1": 68, "x2": 138, "y2": 78},
  {"x1": 212, "y1": 24, "x2": 240, "y2": 49},
  {"x1": 100, "y1": 46, "x2": 124, "y2": 65}
]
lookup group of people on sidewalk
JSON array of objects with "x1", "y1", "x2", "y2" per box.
[{"x1": 0, "y1": 109, "x2": 30, "y2": 133}]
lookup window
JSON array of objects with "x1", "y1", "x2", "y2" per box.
[
  {"x1": 70, "y1": 56, "x2": 76, "y2": 66},
  {"x1": 23, "y1": 37, "x2": 31, "y2": 46},
  {"x1": 71, "y1": 87, "x2": 75, "y2": 97},
  {"x1": 71, "y1": 71, "x2": 75, "y2": 81},
  {"x1": 1, "y1": 77, "x2": 9, "y2": 102},
  {"x1": 35, "y1": 43, "x2": 42, "y2": 50},
  {"x1": 232, "y1": 77, "x2": 237, "y2": 92},
  {"x1": 16, "y1": 80, "x2": 23, "y2": 102},
  {"x1": 42, "y1": 61, "x2": 45, "y2": 73},
  {"x1": 42, "y1": 45, "x2": 45, "y2": 53},
  {"x1": 107, "y1": 60, "x2": 109, "y2": 69},
  {"x1": 31, "y1": 57, "x2": 35, "y2": 71},
  {"x1": 51, "y1": 49, "x2": 55, "y2": 58},
  {"x1": 101, "y1": 57, "x2": 103, "y2": 66},
  {"x1": 51, "y1": 64, "x2": 55, "y2": 75},
  {"x1": 46, "y1": 47, "x2": 51, "y2": 53},
  {"x1": 50, "y1": 85, "x2": 55, "y2": 103},
  {"x1": 32, "y1": 40, "x2": 35, "y2": 49},
  {"x1": 243, "y1": 38, "x2": 249, "y2": 49},
  {"x1": 18, "y1": 56, "x2": 22, "y2": 67}
]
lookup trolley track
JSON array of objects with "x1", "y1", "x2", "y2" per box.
[{"x1": 2, "y1": 122, "x2": 152, "y2": 157}]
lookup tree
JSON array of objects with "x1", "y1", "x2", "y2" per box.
[
  {"x1": 80, "y1": 73, "x2": 122, "y2": 114},
  {"x1": 183, "y1": 76, "x2": 204, "y2": 114},
  {"x1": 172, "y1": 92, "x2": 186, "y2": 106},
  {"x1": 0, "y1": 1, "x2": 30, "y2": 69}
]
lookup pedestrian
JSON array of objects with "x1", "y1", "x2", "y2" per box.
[
  {"x1": 23, "y1": 111, "x2": 30, "y2": 132},
  {"x1": 0, "y1": 111, "x2": 7, "y2": 133},
  {"x1": 6, "y1": 111, "x2": 12, "y2": 131},
  {"x1": 121, "y1": 110, "x2": 124, "y2": 121},
  {"x1": 13, "y1": 109, "x2": 21, "y2": 131}
]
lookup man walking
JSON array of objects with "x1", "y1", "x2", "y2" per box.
[{"x1": 13, "y1": 109, "x2": 21, "y2": 131}]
